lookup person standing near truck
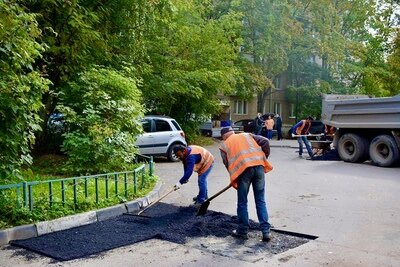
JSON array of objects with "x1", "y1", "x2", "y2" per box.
[
  {"x1": 292, "y1": 116, "x2": 314, "y2": 159},
  {"x1": 324, "y1": 124, "x2": 336, "y2": 141}
]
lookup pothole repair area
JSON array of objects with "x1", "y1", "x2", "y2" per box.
[{"x1": 11, "y1": 203, "x2": 317, "y2": 262}]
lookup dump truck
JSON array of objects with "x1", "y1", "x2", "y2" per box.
[{"x1": 321, "y1": 94, "x2": 400, "y2": 167}]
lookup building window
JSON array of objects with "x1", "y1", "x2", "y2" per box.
[
  {"x1": 234, "y1": 100, "x2": 248, "y2": 115},
  {"x1": 289, "y1": 103, "x2": 295, "y2": 118},
  {"x1": 274, "y1": 76, "x2": 281, "y2": 89},
  {"x1": 274, "y1": 102, "x2": 281, "y2": 115}
]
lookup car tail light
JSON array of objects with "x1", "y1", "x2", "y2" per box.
[{"x1": 180, "y1": 131, "x2": 185, "y2": 138}]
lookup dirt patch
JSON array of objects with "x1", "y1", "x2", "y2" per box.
[{"x1": 11, "y1": 203, "x2": 316, "y2": 262}]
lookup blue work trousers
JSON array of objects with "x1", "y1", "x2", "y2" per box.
[
  {"x1": 297, "y1": 136, "x2": 313, "y2": 157},
  {"x1": 266, "y1": 129, "x2": 273, "y2": 140},
  {"x1": 197, "y1": 163, "x2": 213, "y2": 203},
  {"x1": 236, "y1": 165, "x2": 271, "y2": 235}
]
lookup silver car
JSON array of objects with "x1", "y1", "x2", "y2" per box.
[{"x1": 136, "y1": 115, "x2": 187, "y2": 161}]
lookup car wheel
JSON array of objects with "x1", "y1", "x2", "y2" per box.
[
  {"x1": 337, "y1": 133, "x2": 369, "y2": 163},
  {"x1": 369, "y1": 135, "x2": 399, "y2": 167},
  {"x1": 167, "y1": 143, "x2": 184, "y2": 162}
]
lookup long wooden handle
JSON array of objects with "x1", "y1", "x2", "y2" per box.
[
  {"x1": 137, "y1": 186, "x2": 176, "y2": 215},
  {"x1": 292, "y1": 133, "x2": 324, "y2": 137},
  {"x1": 206, "y1": 184, "x2": 232, "y2": 202}
]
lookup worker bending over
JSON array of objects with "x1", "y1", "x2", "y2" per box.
[
  {"x1": 292, "y1": 116, "x2": 314, "y2": 159},
  {"x1": 219, "y1": 126, "x2": 273, "y2": 242},
  {"x1": 173, "y1": 145, "x2": 214, "y2": 205}
]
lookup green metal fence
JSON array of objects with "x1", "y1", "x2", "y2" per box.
[{"x1": 0, "y1": 156, "x2": 154, "y2": 212}]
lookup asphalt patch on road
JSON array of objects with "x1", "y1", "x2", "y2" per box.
[{"x1": 11, "y1": 203, "x2": 317, "y2": 262}]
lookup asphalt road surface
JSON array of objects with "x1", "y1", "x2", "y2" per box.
[{"x1": 0, "y1": 139, "x2": 399, "y2": 267}]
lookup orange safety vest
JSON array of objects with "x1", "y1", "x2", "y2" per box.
[
  {"x1": 189, "y1": 145, "x2": 215, "y2": 175},
  {"x1": 220, "y1": 133, "x2": 273, "y2": 189},
  {"x1": 325, "y1": 125, "x2": 336, "y2": 135},
  {"x1": 295, "y1": 120, "x2": 311, "y2": 135},
  {"x1": 265, "y1": 119, "x2": 274, "y2": 130}
]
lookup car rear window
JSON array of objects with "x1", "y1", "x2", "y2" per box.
[
  {"x1": 171, "y1": 120, "x2": 182, "y2": 131},
  {"x1": 155, "y1": 119, "x2": 172, "y2": 132},
  {"x1": 141, "y1": 119, "x2": 152, "y2": 132}
]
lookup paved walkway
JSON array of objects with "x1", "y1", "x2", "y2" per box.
[{"x1": 1, "y1": 138, "x2": 399, "y2": 267}]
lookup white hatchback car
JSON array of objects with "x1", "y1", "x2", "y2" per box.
[{"x1": 136, "y1": 115, "x2": 187, "y2": 161}]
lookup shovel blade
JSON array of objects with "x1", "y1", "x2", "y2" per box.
[{"x1": 196, "y1": 200, "x2": 210, "y2": 216}]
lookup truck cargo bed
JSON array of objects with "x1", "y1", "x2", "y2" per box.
[{"x1": 321, "y1": 94, "x2": 400, "y2": 129}]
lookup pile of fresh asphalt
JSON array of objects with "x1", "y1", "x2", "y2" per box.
[{"x1": 11, "y1": 203, "x2": 316, "y2": 262}]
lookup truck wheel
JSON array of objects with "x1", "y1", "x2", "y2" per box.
[
  {"x1": 369, "y1": 135, "x2": 399, "y2": 167},
  {"x1": 338, "y1": 133, "x2": 369, "y2": 163}
]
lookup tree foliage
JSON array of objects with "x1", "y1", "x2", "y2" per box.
[
  {"x1": 0, "y1": 1, "x2": 50, "y2": 179},
  {"x1": 1, "y1": 0, "x2": 399, "y2": 179},
  {"x1": 58, "y1": 68, "x2": 143, "y2": 175},
  {"x1": 285, "y1": 0, "x2": 399, "y2": 119},
  {"x1": 140, "y1": 0, "x2": 241, "y2": 128},
  {"x1": 386, "y1": 29, "x2": 400, "y2": 95}
]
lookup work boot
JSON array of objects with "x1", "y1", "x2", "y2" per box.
[
  {"x1": 232, "y1": 230, "x2": 248, "y2": 240},
  {"x1": 262, "y1": 232, "x2": 271, "y2": 242},
  {"x1": 298, "y1": 155, "x2": 304, "y2": 158}
]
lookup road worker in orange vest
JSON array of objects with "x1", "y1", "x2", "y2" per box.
[
  {"x1": 173, "y1": 145, "x2": 214, "y2": 204},
  {"x1": 264, "y1": 115, "x2": 275, "y2": 139},
  {"x1": 292, "y1": 116, "x2": 314, "y2": 159},
  {"x1": 219, "y1": 126, "x2": 273, "y2": 242},
  {"x1": 324, "y1": 124, "x2": 336, "y2": 141}
]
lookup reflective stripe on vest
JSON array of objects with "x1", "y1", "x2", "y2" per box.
[
  {"x1": 190, "y1": 145, "x2": 214, "y2": 175},
  {"x1": 220, "y1": 133, "x2": 273, "y2": 188}
]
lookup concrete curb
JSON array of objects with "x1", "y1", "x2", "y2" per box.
[
  {"x1": 0, "y1": 224, "x2": 38, "y2": 246},
  {"x1": 0, "y1": 229, "x2": 8, "y2": 245},
  {"x1": 36, "y1": 212, "x2": 97, "y2": 235},
  {"x1": 0, "y1": 180, "x2": 164, "y2": 247},
  {"x1": 96, "y1": 205, "x2": 126, "y2": 222}
]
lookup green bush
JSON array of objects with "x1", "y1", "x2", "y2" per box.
[{"x1": 58, "y1": 67, "x2": 144, "y2": 175}]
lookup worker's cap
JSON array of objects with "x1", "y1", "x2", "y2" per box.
[
  {"x1": 220, "y1": 126, "x2": 234, "y2": 136},
  {"x1": 173, "y1": 145, "x2": 186, "y2": 154}
]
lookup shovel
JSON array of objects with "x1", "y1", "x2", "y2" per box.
[
  {"x1": 125, "y1": 186, "x2": 177, "y2": 218},
  {"x1": 196, "y1": 184, "x2": 232, "y2": 216},
  {"x1": 291, "y1": 133, "x2": 324, "y2": 138}
]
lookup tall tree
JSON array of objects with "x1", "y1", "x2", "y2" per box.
[
  {"x1": 22, "y1": 0, "x2": 104, "y2": 154},
  {"x1": 286, "y1": 0, "x2": 400, "y2": 119},
  {"x1": 236, "y1": 0, "x2": 302, "y2": 111},
  {"x1": 140, "y1": 0, "x2": 241, "y2": 130},
  {"x1": 385, "y1": 29, "x2": 400, "y2": 95},
  {"x1": 0, "y1": 1, "x2": 49, "y2": 179},
  {"x1": 22, "y1": 0, "x2": 171, "y2": 154}
]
